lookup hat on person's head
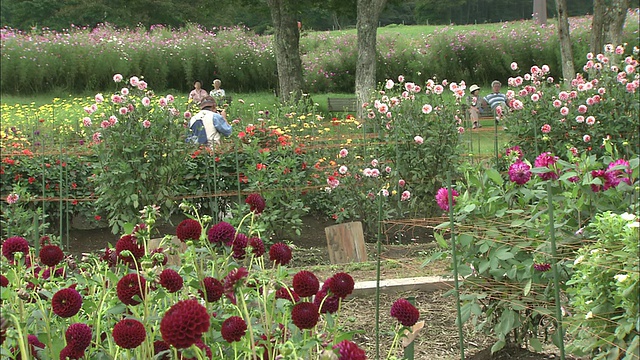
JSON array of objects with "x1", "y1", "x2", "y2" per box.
[
  {"x1": 491, "y1": 80, "x2": 502, "y2": 87},
  {"x1": 200, "y1": 96, "x2": 216, "y2": 110},
  {"x1": 469, "y1": 84, "x2": 480, "y2": 93}
]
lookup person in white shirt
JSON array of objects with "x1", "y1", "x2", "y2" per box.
[{"x1": 209, "y1": 79, "x2": 225, "y2": 97}]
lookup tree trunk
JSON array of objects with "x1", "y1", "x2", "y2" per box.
[
  {"x1": 555, "y1": 0, "x2": 575, "y2": 82},
  {"x1": 533, "y1": 0, "x2": 547, "y2": 25},
  {"x1": 267, "y1": 0, "x2": 304, "y2": 104},
  {"x1": 355, "y1": 0, "x2": 387, "y2": 119},
  {"x1": 591, "y1": 0, "x2": 606, "y2": 55},
  {"x1": 608, "y1": 0, "x2": 629, "y2": 46}
]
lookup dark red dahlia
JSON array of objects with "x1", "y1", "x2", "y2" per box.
[
  {"x1": 292, "y1": 270, "x2": 319, "y2": 298},
  {"x1": 223, "y1": 267, "x2": 248, "y2": 293},
  {"x1": 59, "y1": 345, "x2": 84, "y2": 359},
  {"x1": 390, "y1": 298, "x2": 420, "y2": 327},
  {"x1": 329, "y1": 272, "x2": 354, "y2": 298},
  {"x1": 232, "y1": 233, "x2": 248, "y2": 260},
  {"x1": 176, "y1": 219, "x2": 202, "y2": 242},
  {"x1": 275, "y1": 287, "x2": 300, "y2": 302},
  {"x1": 112, "y1": 319, "x2": 146, "y2": 349},
  {"x1": 2, "y1": 236, "x2": 30, "y2": 262},
  {"x1": 248, "y1": 237, "x2": 265, "y2": 257},
  {"x1": 101, "y1": 247, "x2": 117, "y2": 267},
  {"x1": 116, "y1": 273, "x2": 147, "y2": 306},
  {"x1": 245, "y1": 193, "x2": 266, "y2": 214},
  {"x1": 39, "y1": 245, "x2": 65, "y2": 267},
  {"x1": 314, "y1": 290, "x2": 339, "y2": 314},
  {"x1": 154, "y1": 340, "x2": 171, "y2": 360},
  {"x1": 291, "y1": 301, "x2": 319, "y2": 330},
  {"x1": 52, "y1": 287, "x2": 83, "y2": 318},
  {"x1": 28, "y1": 334, "x2": 45, "y2": 358},
  {"x1": 334, "y1": 339, "x2": 366, "y2": 360},
  {"x1": 269, "y1": 243, "x2": 292, "y2": 266},
  {"x1": 150, "y1": 247, "x2": 168, "y2": 266},
  {"x1": 115, "y1": 235, "x2": 145, "y2": 267},
  {"x1": 65, "y1": 323, "x2": 92, "y2": 351},
  {"x1": 221, "y1": 316, "x2": 247, "y2": 343},
  {"x1": 180, "y1": 339, "x2": 213, "y2": 359},
  {"x1": 199, "y1": 277, "x2": 223, "y2": 302},
  {"x1": 207, "y1": 221, "x2": 236, "y2": 245},
  {"x1": 533, "y1": 263, "x2": 552, "y2": 272},
  {"x1": 159, "y1": 269, "x2": 183, "y2": 293},
  {"x1": 160, "y1": 299, "x2": 210, "y2": 349},
  {"x1": 0, "y1": 275, "x2": 8, "y2": 287}
]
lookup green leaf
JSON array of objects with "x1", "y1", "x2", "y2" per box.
[
  {"x1": 458, "y1": 234, "x2": 473, "y2": 247},
  {"x1": 107, "y1": 303, "x2": 126, "y2": 314},
  {"x1": 434, "y1": 231, "x2": 449, "y2": 249},
  {"x1": 462, "y1": 204, "x2": 476, "y2": 213},
  {"x1": 491, "y1": 339, "x2": 506, "y2": 353},
  {"x1": 494, "y1": 247, "x2": 514, "y2": 260},
  {"x1": 486, "y1": 168, "x2": 504, "y2": 186},
  {"x1": 523, "y1": 279, "x2": 532, "y2": 296},
  {"x1": 530, "y1": 338, "x2": 543, "y2": 352}
]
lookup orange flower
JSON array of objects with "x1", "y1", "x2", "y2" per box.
[
  {"x1": 238, "y1": 131, "x2": 246, "y2": 139},
  {"x1": 22, "y1": 149, "x2": 34, "y2": 156}
]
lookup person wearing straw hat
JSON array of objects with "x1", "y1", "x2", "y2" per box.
[
  {"x1": 188, "y1": 96, "x2": 232, "y2": 146},
  {"x1": 467, "y1": 84, "x2": 482, "y2": 129}
]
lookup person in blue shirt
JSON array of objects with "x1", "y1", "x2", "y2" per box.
[
  {"x1": 481, "y1": 80, "x2": 508, "y2": 121},
  {"x1": 188, "y1": 96, "x2": 232, "y2": 146}
]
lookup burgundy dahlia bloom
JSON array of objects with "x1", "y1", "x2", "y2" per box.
[
  {"x1": 291, "y1": 301, "x2": 319, "y2": 330},
  {"x1": 0, "y1": 275, "x2": 8, "y2": 287},
  {"x1": 508, "y1": 160, "x2": 532, "y2": 185},
  {"x1": 314, "y1": 290, "x2": 339, "y2": 314},
  {"x1": 534, "y1": 152, "x2": 559, "y2": 180},
  {"x1": 334, "y1": 339, "x2": 367, "y2": 360},
  {"x1": 176, "y1": 219, "x2": 202, "y2": 242},
  {"x1": 292, "y1": 270, "x2": 320, "y2": 298},
  {"x1": 160, "y1": 299, "x2": 211, "y2": 349},
  {"x1": 223, "y1": 267, "x2": 248, "y2": 303},
  {"x1": 52, "y1": 287, "x2": 83, "y2": 318},
  {"x1": 159, "y1": 269, "x2": 183, "y2": 293},
  {"x1": 245, "y1": 193, "x2": 266, "y2": 214},
  {"x1": 2, "y1": 236, "x2": 30, "y2": 262},
  {"x1": 65, "y1": 323, "x2": 92, "y2": 351},
  {"x1": 248, "y1": 237, "x2": 265, "y2": 257},
  {"x1": 221, "y1": 316, "x2": 247, "y2": 343},
  {"x1": 39, "y1": 245, "x2": 65, "y2": 267},
  {"x1": 591, "y1": 169, "x2": 608, "y2": 192},
  {"x1": 116, "y1": 273, "x2": 147, "y2": 306},
  {"x1": 200, "y1": 277, "x2": 223, "y2": 302},
  {"x1": 207, "y1": 221, "x2": 236, "y2": 245},
  {"x1": 150, "y1": 247, "x2": 168, "y2": 266},
  {"x1": 112, "y1": 319, "x2": 146, "y2": 349},
  {"x1": 275, "y1": 287, "x2": 300, "y2": 302},
  {"x1": 329, "y1": 272, "x2": 354, "y2": 298},
  {"x1": 28, "y1": 334, "x2": 46, "y2": 358},
  {"x1": 534, "y1": 263, "x2": 552, "y2": 272},
  {"x1": 505, "y1": 145, "x2": 524, "y2": 160},
  {"x1": 180, "y1": 339, "x2": 213, "y2": 359},
  {"x1": 154, "y1": 340, "x2": 171, "y2": 360},
  {"x1": 390, "y1": 298, "x2": 420, "y2": 327},
  {"x1": 435, "y1": 187, "x2": 459, "y2": 212},
  {"x1": 232, "y1": 233, "x2": 248, "y2": 260},
  {"x1": 59, "y1": 345, "x2": 84, "y2": 359},
  {"x1": 115, "y1": 234, "x2": 145, "y2": 267},
  {"x1": 101, "y1": 247, "x2": 117, "y2": 267},
  {"x1": 269, "y1": 242, "x2": 292, "y2": 266}
]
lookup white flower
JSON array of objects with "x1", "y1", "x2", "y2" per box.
[
  {"x1": 614, "y1": 274, "x2": 628, "y2": 283},
  {"x1": 574, "y1": 255, "x2": 585, "y2": 265},
  {"x1": 628, "y1": 221, "x2": 639, "y2": 228},
  {"x1": 585, "y1": 311, "x2": 593, "y2": 319},
  {"x1": 620, "y1": 212, "x2": 637, "y2": 221}
]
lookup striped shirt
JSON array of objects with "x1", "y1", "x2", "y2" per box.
[{"x1": 483, "y1": 92, "x2": 507, "y2": 110}]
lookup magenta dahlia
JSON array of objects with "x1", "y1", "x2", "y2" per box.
[
  {"x1": 605, "y1": 158, "x2": 632, "y2": 188},
  {"x1": 2, "y1": 236, "x2": 30, "y2": 262},
  {"x1": 112, "y1": 319, "x2": 146, "y2": 349},
  {"x1": 269, "y1": 242, "x2": 292, "y2": 266},
  {"x1": 0, "y1": 275, "x2": 8, "y2": 287},
  {"x1": 116, "y1": 273, "x2": 147, "y2": 306},
  {"x1": 199, "y1": 277, "x2": 223, "y2": 302},
  {"x1": 160, "y1": 299, "x2": 210, "y2": 349},
  {"x1": 39, "y1": 244, "x2": 65, "y2": 267},
  {"x1": 591, "y1": 169, "x2": 608, "y2": 192},
  {"x1": 435, "y1": 187, "x2": 459, "y2": 212},
  {"x1": 245, "y1": 193, "x2": 266, "y2": 214},
  {"x1": 176, "y1": 219, "x2": 202, "y2": 242},
  {"x1": 232, "y1": 233, "x2": 248, "y2": 260},
  {"x1": 329, "y1": 272, "x2": 354, "y2": 298},
  {"x1": 207, "y1": 221, "x2": 236, "y2": 245},
  {"x1": 291, "y1": 301, "x2": 319, "y2": 330},
  {"x1": 65, "y1": 323, "x2": 92, "y2": 351},
  {"x1": 534, "y1": 152, "x2": 559, "y2": 180},
  {"x1": 159, "y1": 269, "x2": 183, "y2": 293},
  {"x1": 508, "y1": 160, "x2": 532, "y2": 185},
  {"x1": 390, "y1": 298, "x2": 420, "y2": 327},
  {"x1": 505, "y1": 145, "x2": 524, "y2": 160},
  {"x1": 221, "y1": 316, "x2": 247, "y2": 343},
  {"x1": 52, "y1": 287, "x2": 83, "y2": 318},
  {"x1": 292, "y1": 270, "x2": 320, "y2": 298},
  {"x1": 115, "y1": 234, "x2": 145, "y2": 267},
  {"x1": 248, "y1": 237, "x2": 265, "y2": 257},
  {"x1": 314, "y1": 290, "x2": 340, "y2": 314},
  {"x1": 334, "y1": 339, "x2": 366, "y2": 360}
]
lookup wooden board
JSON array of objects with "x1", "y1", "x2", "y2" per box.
[{"x1": 325, "y1": 221, "x2": 368, "y2": 264}]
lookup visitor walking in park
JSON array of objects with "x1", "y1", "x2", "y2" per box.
[
  {"x1": 467, "y1": 84, "x2": 483, "y2": 129},
  {"x1": 481, "y1": 80, "x2": 508, "y2": 120},
  {"x1": 209, "y1": 79, "x2": 225, "y2": 97},
  {"x1": 188, "y1": 80, "x2": 209, "y2": 105},
  {"x1": 188, "y1": 96, "x2": 232, "y2": 146}
]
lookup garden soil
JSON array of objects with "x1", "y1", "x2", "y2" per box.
[{"x1": 61, "y1": 215, "x2": 578, "y2": 360}]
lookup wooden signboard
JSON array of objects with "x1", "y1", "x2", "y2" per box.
[{"x1": 325, "y1": 221, "x2": 368, "y2": 264}]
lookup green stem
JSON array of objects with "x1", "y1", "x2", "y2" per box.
[
  {"x1": 447, "y1": 172, "x2": 465, "y2": 360},
  {"x1": 547, "y1": 181, "x2": 566, "y2": 360}
]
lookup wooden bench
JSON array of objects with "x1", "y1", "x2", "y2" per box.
[{"x1": 327, "y1": 97, "x2": 358, "y2": 113}]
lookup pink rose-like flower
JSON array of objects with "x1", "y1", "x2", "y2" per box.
[
  {"x1": 435, "y1": 187, "x2": 458, "y2": 211},
  {"x1": 380, "y1": 189, "x2": 389, "y2": 197},
  {"x1": 585, "y1": 116, "x2": 596, "y2": 125},
  {"x1": 159, "y1": 98, "x2": 168, "y2": 107},
  {"x1": 113, "y1": 74, "x2": 123, "y2": 82},
  {"x1": 166, "y1": 94, "x2": 175, "y2": 103},
  {"x1": 6, "y1": 193, "x2": 19, "y2": 204},
  {"x1": 422, "y1": 104, "x2": 433, "y2": 114},
  {"x1": 142, "y1": 120, "x2": 151, "y2": 128},
  {"x1": 92, "y1": 132, "x2": 102, "y2": 143},
  {"x1": 119, "y1": 107, "x2": 128, "y2": 115},
  {"x1": 534, "y1": 152, "x2": 559, "y2": 180},
  {"x1": 95, "y1": 93, "x2": 104, "y2": 103},
  {"x1": 531, "y1": 93, "x2": 540, "y2": 102},
  {"x1": 184, "y1": 111, "x2": 192, "y2": 119},
  {"x1": 121, "y1": 87, "x2": 129, "y2": 96},
  {"x1": 100, "y1": 120, "x2": 110, "y2": 129},
  {"x1": 552, "y1": 99, "x2": 562, "y2": 108},
  {"x1": 82, "y1": 117, "x2": 92, "y2": 127},
  {"x1": 141, "y1": 97, "x2": 151, "y2": 107},
  {"x1": 385, "y1": 79, "x2": 394, "y2": 89},
  {"x1": 433, "y1": 85, "x2": 444, "y2": 94},
  {"x1": 338, "y1": 165, "x2": 348, "y2": 175},
  {"x1": 510, "y1": 62, "x2": 518, "y2": 70},
  {"x1": 400, "y1": 190, "x2": 411, "y2": 201},
  {"x1": 541, "y1": 124, "x2": 551, "y2": 133},
  {"x1": 339, "y1": 148, "x2": 348, "y2": 158},
  {"x1": 111, "y1": 94, "x2": 123, "y2": 103},
  {"x1": 414, "y1": 136, "x2": 424, "y2": 144},
  {"x1": 583, "y1": 134, "x2": 591, "y2": 142},
  {"x1": 398, "y1": 179, "x2": 406, "y2": 187},
  {"x1": 509, "y1": 161, "x2": 532, "y2": 185},
  {"x1": 576, "y1": 115, "x2": 585, "y2": 123},
  {"x1": 109, "y1": 115, "x2": 118, "y2": 125},
  {"x1": 558, "y1": 91, "x2": 569, "y2": 101},
  {"x1": 129, "y1": 76, "x2": 139, "y2": 87},
  {"x1": 137, "y1": 81, "x2": 147, "y2": 90},
  {"x1": 560, "y1": 107, "x2": 569, "y2": 116},
  {"x1": 577, "y1": 105, "x2": 588, "y2": 114},
  {"x1": 385, "y1": 166, "x2": 391, "y2": 173}
]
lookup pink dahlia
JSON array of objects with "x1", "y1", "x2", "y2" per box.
[
  {"x1": 207, "y1": 221, "x2": 236, "y2": 245},
  {"x1": 435, "y1": 188, "x2": 459, "y2": 212},
  {"x1": 160, "y1": 299, "x2": 210, "y2": 349},
  {"x1": 269, "y1": 242, "x2": 292, "y2": 266},
  {"x1": 221, "y1": 316, "x2": 247, "y2": 343},
  {"x1": 292, "y1": 270, "x2": 320, "y2": 298},
  {"x1": 508, "y1": 160, "x2": 532, "y2": 185},
  {"x1": 245, "y1": 193, "x2": 266, "y2": 214},
  {"x1": 291, "y1": 302, "x2": 319, "y2": 330},
  {"x1": 2, "y1": 236, "x2": 29, "y2": 262},
  {"x1": 52, "y1": 287, "x2": 83, "y2": 318},
  {"x1": 112, "y1": 319, "x2": 146, "y2": 349},
  {"x1": 390, "y1": 298, "x2": 420, "y2": 327},
  {"x1": 176, "y1": 219, "x2": 202, "y2": 242},
  {"x1": 159, "y1": 269, "x2": 183, "y2": 293},
  {"x1": 534, "y1": 152, "x2": 559, "y2": 180}
]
